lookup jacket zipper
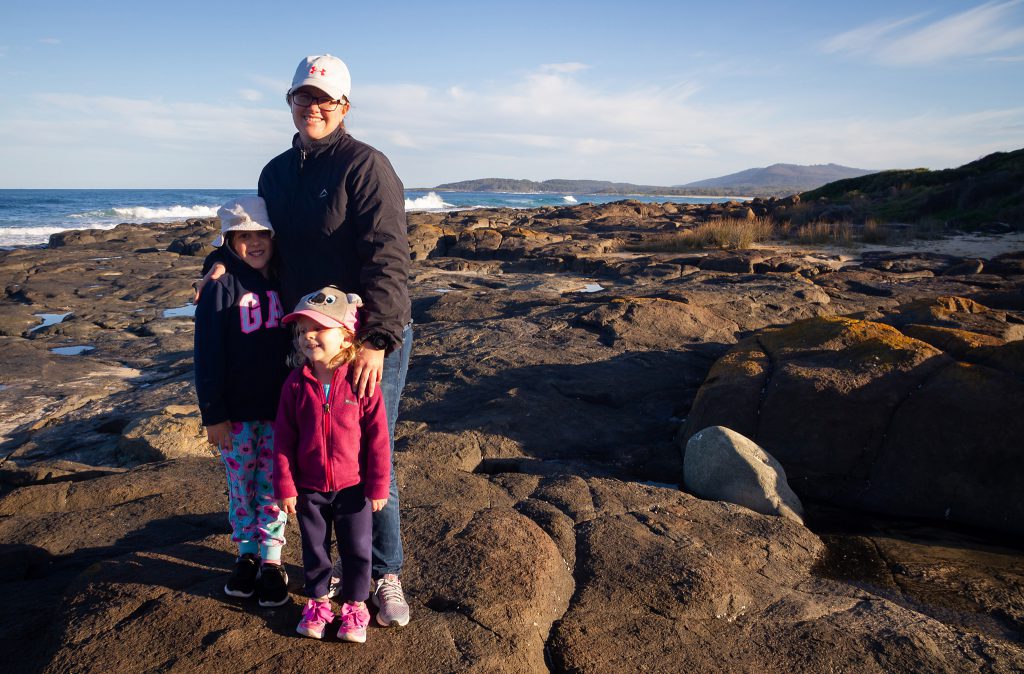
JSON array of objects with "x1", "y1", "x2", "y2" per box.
[
  {"x1": 309, "y1": 367, "x2": 335, "y2": 491},
  {"x1": 323, "y1": 370, "x2": 335, "y2": 490}
]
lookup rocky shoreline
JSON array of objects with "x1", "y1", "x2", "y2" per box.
[{"x1": 1, "y1": 200, "x2": 1022, "y2": 672}]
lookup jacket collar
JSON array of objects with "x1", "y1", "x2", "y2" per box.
[
  {"x1": 292, "y1": 126, "x2": 347, "y2": 159},
  {"x1": 301, "y1": 362, "x2": 352, "y2": 386}
]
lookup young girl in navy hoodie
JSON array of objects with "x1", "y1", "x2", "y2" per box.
[
  {"x1": 194, "y1": 196, "x2": 292, "y2": 607},
  {"x1": 274, "y1": 286, "x2": 390, "y2": 643}
]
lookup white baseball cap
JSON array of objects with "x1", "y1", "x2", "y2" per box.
[
  {"x1": 213, "y1": 196, "x2": 274, "y2": 247},
  {"x1": 288, "y1": 54, "x2": 351, "y2": 101}
]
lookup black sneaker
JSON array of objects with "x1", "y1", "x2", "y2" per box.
[
  {"x1": 224, "y1": 554, "x2": 259, "y2": 598},
  {"x1": 257, "y1": 564, "x2": 290, "y2": 607}
]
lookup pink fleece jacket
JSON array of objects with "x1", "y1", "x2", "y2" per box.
[{"x1": 273, "y1": 363, "x2": 390, "y2": 501}]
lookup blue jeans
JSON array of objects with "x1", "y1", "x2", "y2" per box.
[
  {"x1": 331, "y1": 323, "x2": 411, "y2": 579},
  {"x1": 371, "y1": 322, "x2": 412, "y2": 576}
]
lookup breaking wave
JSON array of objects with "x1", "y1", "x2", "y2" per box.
[
  {"x1": 0, "y1": 224, "x2": 117, "y2": 248},
  {"x1": 71, "y1": 205, "x2": 219, "y2": 221},
  {"x1": 405, "y1": 192, "x2": 454, "y2": 211}
]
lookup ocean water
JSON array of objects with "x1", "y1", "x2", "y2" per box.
[{"x1": 0, "y1": 189, "x2": 743, "y2": 248}]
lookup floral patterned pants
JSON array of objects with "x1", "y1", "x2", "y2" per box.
[{"x1": 220, "y1": 420, "x2": 287, "y2": 561}]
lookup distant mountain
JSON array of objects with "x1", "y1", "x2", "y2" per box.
[{"x1": 678, "y1": 163, "x2": 877, "y2": 195}]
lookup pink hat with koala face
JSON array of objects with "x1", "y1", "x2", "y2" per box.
[{"x1": 282, "y1": 286, "x2": 361, "y2": 332}]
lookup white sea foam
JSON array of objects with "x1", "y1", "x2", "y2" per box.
[
  {"x1": 0, "y1": 224, "x2": 118, "y2": 247},
  {"x1": 68, "y1": 203, "x2": 220, "y2": 224},
  {"x1": 563, "y1": 195, "x2": 578, "y2": 204},
  {"x1": 1, "y1": 204, "x2": 218, "y2": 247},
  {"x1": 117, "y1": 205, "x2": 218, "y2": 220},
  {"x1": 405, "y1": 192, "x2": 454, "y2": 211}
]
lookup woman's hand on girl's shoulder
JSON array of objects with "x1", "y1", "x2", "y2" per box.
[
  {"x1": 192, "y1": 263, "x2": 228, "y2": 304},
  {"x1": 351, "y1": 345, "x2": 385, "y2": 398}
]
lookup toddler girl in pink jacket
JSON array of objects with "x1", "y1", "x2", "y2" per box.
[{"x1": 273, "y1": 286, "x2": 390, "y2": 643}]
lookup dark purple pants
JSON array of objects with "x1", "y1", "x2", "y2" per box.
[{"x1": 295, "y1": 485, "x2": 372, "y2": 602}]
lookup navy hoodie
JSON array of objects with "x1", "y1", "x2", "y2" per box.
[{"x1": 194, "y1": 244, "x2": 292, "y2": 426}]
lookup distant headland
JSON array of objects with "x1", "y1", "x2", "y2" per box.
[{"x1": 421, "y1": 163, "x2": 877, "y2": 198}]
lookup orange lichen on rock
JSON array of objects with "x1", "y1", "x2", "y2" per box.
[
  {"x1": 758, "y1": 316, "x2": 941, "y2": 371},
  {"x1": 900, "y1": 323, "x2": 1003, "y2": 357},
  {"x1": 705, "y1": 339, "x2": 770, "y2": 381}
]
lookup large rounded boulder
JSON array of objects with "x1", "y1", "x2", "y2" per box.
[{"x1": 681, "y1": 299, "x2": 1024, "y2": 536}]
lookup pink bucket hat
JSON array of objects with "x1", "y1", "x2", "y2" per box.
[{"x1": 282, "y1": 286, "x2": 361, "y2": 332}]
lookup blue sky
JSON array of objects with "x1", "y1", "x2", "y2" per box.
[{"x1": 2, "y1": 0, "x2": 1023, "y2": 188}]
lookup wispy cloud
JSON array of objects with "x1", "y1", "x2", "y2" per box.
[
  {"x1": 821, "y1": 15, "x2": 925, "y2": 55},
  {"x1": 38, "y1": 38, "x2": 61, "y2": 45},
  {"x1": 822, "y1": 1, "x2": 1024, "y2": 65},
  {"x1": 539, "y1": 62, "x2": 589, "y2": 74}
]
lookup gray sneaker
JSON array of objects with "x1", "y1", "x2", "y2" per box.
[
  {"x1": 326, "y1": 575, "x2": 341, "y2": 599},
  {"x1": 371, "y1": 574, "x2": 410, "y2": 627}
]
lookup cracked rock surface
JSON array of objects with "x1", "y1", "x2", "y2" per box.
[{"x1": 1, "y1": 206, "x2": 1022, "y2": 672}]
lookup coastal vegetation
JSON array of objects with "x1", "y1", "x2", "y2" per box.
[
  {"x1": 799, "y1": 147, "x2": 1024, "y2": 228},
  {"x1": 622, "y1": 147, "x2": 1024, "y2": 252},
  {"x1": 432, "y1": 149, "x2": 1023, "y2": 240},
  {"x1": 624, "y1": 214, "x2": 959, "y2": 253}
]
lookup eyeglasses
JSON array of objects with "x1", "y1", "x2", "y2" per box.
[{"x1": 290, "y1": 92, "x2": 345, "y2": 111}]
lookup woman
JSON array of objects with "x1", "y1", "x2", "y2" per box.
[{"x1": 203, "y1": 54, "x2": 413, "y2": 627}]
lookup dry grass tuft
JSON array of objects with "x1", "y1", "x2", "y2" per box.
[
  {"x1": 626, "y1": 217, "x2": 776, "y2": 252},
  {"x1": 860, "y1": 218, "x2": 891, "y2": 243},
  {"x1": 789, "y1": 222, "x2": 852, "y2": 245}
]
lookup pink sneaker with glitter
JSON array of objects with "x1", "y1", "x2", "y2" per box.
[
  {"x1": 337, "y1": 601, "x2": 371, "y2": 643},
  {"x1": 296, "y1": 598, "x2": 335, "y2": 639}
]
